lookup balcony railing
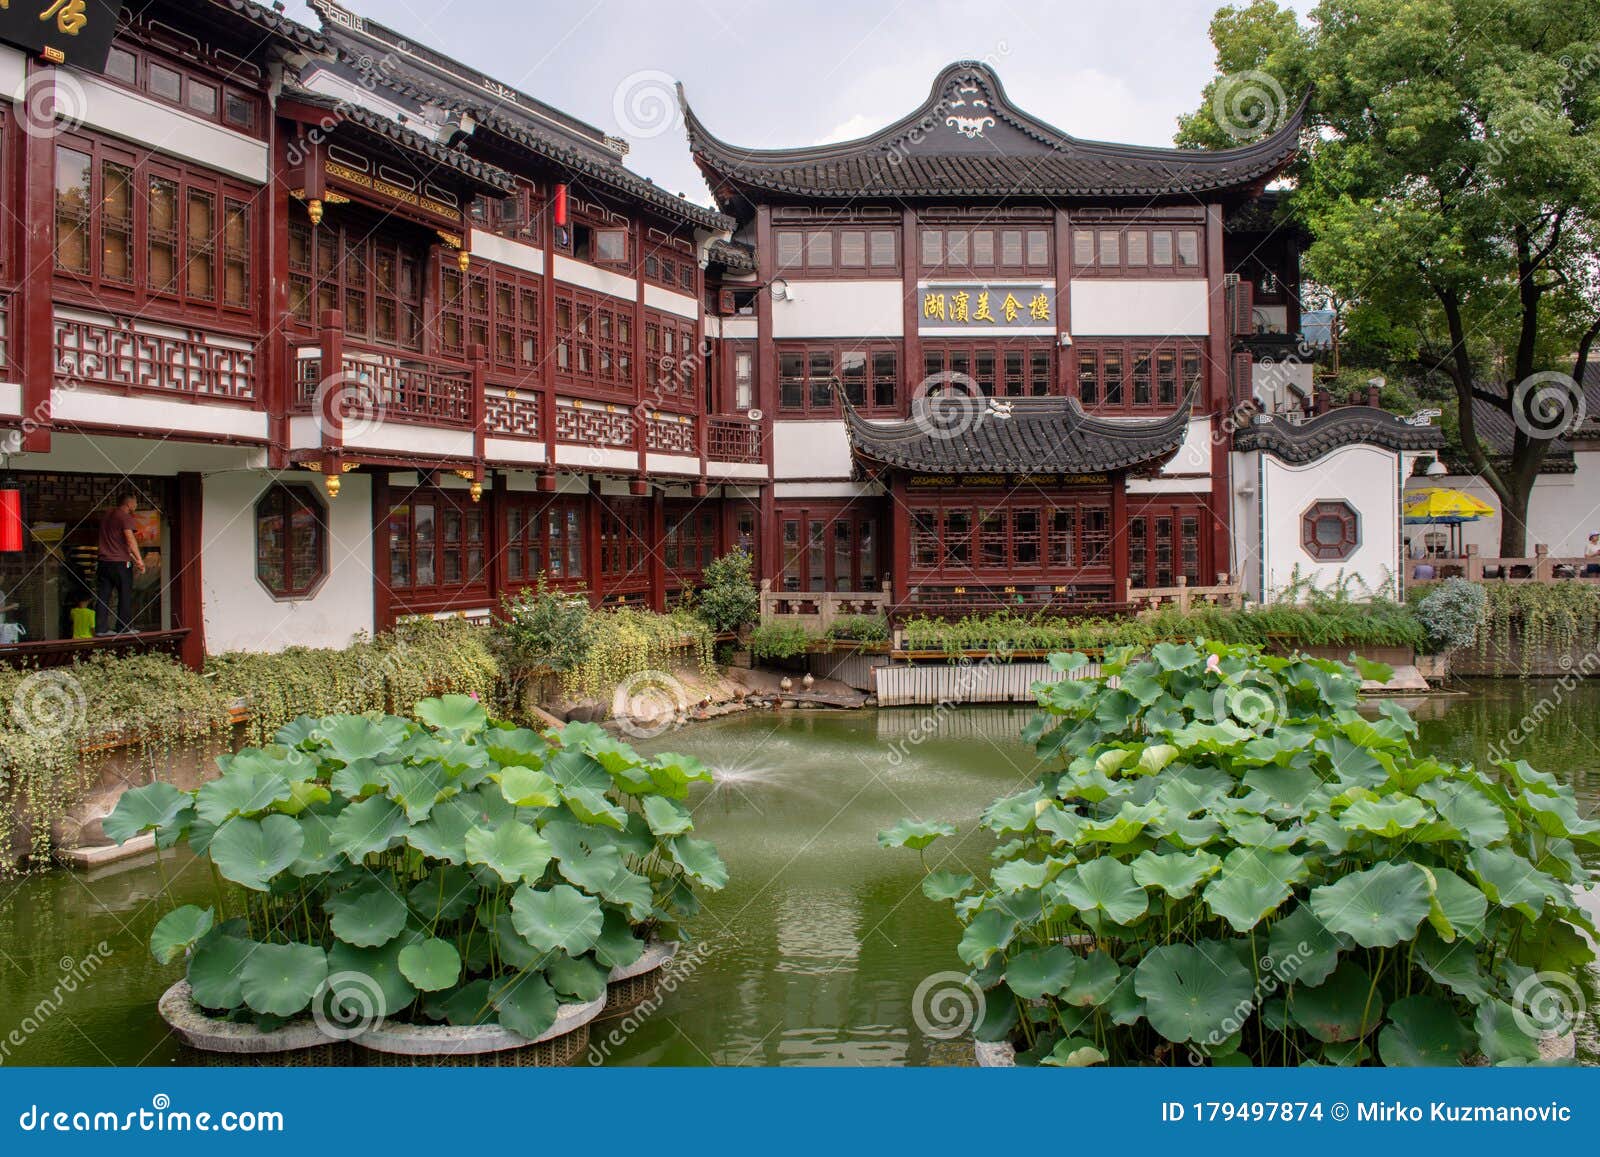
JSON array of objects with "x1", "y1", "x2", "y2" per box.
[
  {"x1": 1405, "y1": 544, "x2": 1600, "y2": 586},
  {"x1": 707, "y1": 417, "x2": 764, "y2": 463},
  {"x1": 485, "y1": 386, "x2": 540, "y2": 438},
  {"x1": 295, "y1": 346, "x2": 475, "y2": 428},
  {"x1": 55, "y1": 310, "x2": 256, "y2": 401},
  {"x1": 645, "y1": 411, "x2": 696, "y2": 454}
]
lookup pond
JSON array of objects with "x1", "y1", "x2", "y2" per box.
[{"x1": 1, "y1": 681, "x2": 1595, "y2": 1067}]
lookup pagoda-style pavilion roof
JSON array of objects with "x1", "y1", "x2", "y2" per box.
[
  {"x1": 682, "y1": 62, "x2": 1304, "y2": 214},
  {"x1": 842, "y1": 387, "x2": 1195, "y2": 477}
]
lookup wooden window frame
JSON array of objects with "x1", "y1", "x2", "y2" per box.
[
  {"x1": 384, "y1": 488, "x2": 489, "y2": 606},
  {"x1": 643, "y1": 309, "x2": 699, "y2": 407},
  {"x1": 773, "y1": 225, "x2": 901, "y2": 277},
  {"x1": 505, "y1": 496, "x2": 586, "y2": 588},
  {"x1": 907, "y1": 491, "x2": 1113, "y2": 583},
  {"x1": 53, "y1": 130, "x2": 259, "y2": 326},
  {"x1": 663, "y1": 502, "x2": 719, "y2": 585},
  {"x1": 100, "y1": 39, "x2": 265, "y2": 136},
  {"x1": 776, "y1": 340, "x2": 899, "y2": 416},
  {"x1": 254, "y1": 483, "x2": 327, "y2": 600},
  {"x1": 1301, "y1": 500, "x2": 1361, "y2": 561},
  {"x1": 553, "y1": 286, "x2": 633, "y2": 396},
  {"x1": 1128, "y1": 499, "x2": 1210, "y2": 589},
  {"x1": 918, "y1": 225, "x2": 1052, "y2": 276},
  {"x1": 1072, "y1": 225, "x2": 1204, "y2": 278},
  {"x1": 921, "y1": 341, "x2": 1055, "y2": 397},
  {"x1": 1072, "y1": 340, "x2": 1205, "y2": 413},
  {"x1": 775, "y1": 503, "x2": 880, "y2": 593}
]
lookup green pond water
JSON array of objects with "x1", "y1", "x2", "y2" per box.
[{"x1": 1, "y1": 681, "x2": 1595, "y2": 1067}]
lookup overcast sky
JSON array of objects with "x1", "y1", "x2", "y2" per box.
[{"x1": 287, "y1": 0, "x2": 1315, "y2": 206}]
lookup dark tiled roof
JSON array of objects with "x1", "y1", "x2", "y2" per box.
[
  {"x1": 308, "y1": 1, "x2": 731, "y2": 232},
  {"x1": 1233, "y1": 407, "x2": 1444, "y2": 463},
  {"x1": 210, "y1": 0, "x2": 328, "y2": 50},
  {"x1": 843, "y1": 388, "x2": 1195, "y2": 476},
  {"x1": 683, "y1": 62, "x2": 1304, "y2": 210},
  {"x1": 282, "y1": 89, "x2": 517, "y2": 193},
  {"x1": 1460, "y1": 366, "x2": 1600, "y2": 461},
  {"x1": 707, "y1": 239, "x2": 756, "y2": 272}
]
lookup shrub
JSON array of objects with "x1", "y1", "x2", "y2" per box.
[
  {"x1": 695, "y1": 549, "x2": 760, "y2": 634},
  {"x1": 885, "y1": 642, "x2": 1598, "y2": 1066},
  {"x1": 563, "y1": 608, "x2": 714, "y2": 703},
  {"x1": 748, "y1": 621, "x2": 816, "y2": 660},
  {"x1": 826, "y1": 614, "x2": 890, "y2": 644},
  {"x1": 1414, "y1": 577, "x2": 1487, "y2": 652},
  {"x1": 113, "y1": 697, "x2": 727, "y2": 1036},
  {"x1": 495, "y1": 576, "x2": 594, "y2": 676}
]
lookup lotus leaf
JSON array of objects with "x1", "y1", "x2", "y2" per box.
[
  {"x1": 149, "y1": 905, "x2": 214, "y2": 965},
  {"x1": 1309, "y1": 863, "x2": 1431, "y2": 948},
  {"x1": 327, "y1": 884, "x2": 409, "y2": 948},
  {"x1": 195, "y1": 771, "x2": 293, "y2": 826},
  {"x1": 326, "y1": 938, "x2": 417, "y2": 1016},
  {"x1": 1377, "y1": 994, "x2": 1472, "y2": 1066},
  {"x1": 496, "y1": 765, "x2": 561, "y2": 808},
  {"x1": 490, "y1": 972, "x2": 559, "y2": 1039},
  {"x1": 186, "y1": 932, "x2": 252, "y2": 1009},
  {"x1": 415, "y1": 694, "x2": 488, "y2": 736},
  {"x1": 208, "y1": 814, "x2": 305, "y2": 891},
  {"x1": 510, "y1": 884, "x2": 603, "y2": 955},
  {"x1": 641, "y1": 794, "x2": 695, "y2": 838},
  {"x1": 464, "y1": 821, "x2": 553, "y2": 885},
  {"x1": 397, "y1": 938, "x2": 462, "y2": 992},
  {"x1": 1133, "y1": 942, "x2": 1254, "y2": 1043},
  {"x1": 1004, "y1": 945, "x2": 1077, "y2": 1000},
  {"x1": 878, "y1": 818, "x2": 957, "y2": 850},
  {"x1": 331, "y1": 795, "x2": 409, "y2": 858},
  {"x1": 1289, "y1": 961, "x2": 1383, "y2": 1043},
  {"x1": 545, "y1": 953, "x2": 609, "y2": 1002},
  {"x1": 1131, "y1": 849, "x2": 1220, "y2": 899},
  {"x1": 1054, "y1": 858, "x2": 1147, "y2": 925},
  {"x1": 670, "y1": 836, "x2": 729, "y2": 889},
  {"x1": 239, "y1": 942, "x2": 328, "y2": 1017},
  {"x1": 104, "y1": 782, "x2": 189, "y2": 845}
]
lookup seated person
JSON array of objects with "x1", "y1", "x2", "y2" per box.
[{"x1": 1585, "y1": 533, "x2": 1600, "y2": 576}]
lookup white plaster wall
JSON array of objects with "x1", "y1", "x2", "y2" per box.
[
  {"x1": 52, "y1": 388, "x2": 268, "y2": 442},
  {"x1": 553, "y1": 254, "x2": 636, "y2": 302},
  {"x1": 201, "y1": 471, "x2": 376, "y2": 654},
  {"x1": 643, "y1": 284, "x2": 699, "y2": 321},
  {"x1": 51, "y1": 75, "x2": 270, "y2": 183},
  {"x1": 469, "y1": 230, "x2": 544, "y2": 275},
  {"x1": 1259, "y1": 444, "x2": 1404, "y2": 598},
  {"x1": 721, "y1": 317, "x2": 759, "y2": 340},
  {"x1": 0, "y1": 382, "x2": 21, "y2": 417},
  {"x1": 9, "y1": 432, "x2": 265, "y2": 474},
  {"x1": 772, "y1": 420, "x2": 853, "y2": 479},
  {"x1": 1068, "y1": 280, "x2": 1211, "y2": 337},
  {"x1": 769, "y1": 281, "x2": 903, "y2": 338},
  {"x1": 1229, "y1": 451, "x2": 1263, "y2": 599},
  {"x1": 1420, "y1": 459, "x2": 1600, "y2": 558}
]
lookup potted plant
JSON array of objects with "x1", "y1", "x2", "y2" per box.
[
  {"x1": 885, "y1": 643, "x2": 1597, "y2": 1066},
  {"x1": 111, "y1": 695, "x2": 727, "y2": 1066}
]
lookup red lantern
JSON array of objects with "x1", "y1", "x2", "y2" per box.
[
  {"x1": 553, "y1": 183, "x2": 569, "y2": 227},
  {"x1": 0, "y1": 485, "x2": 22, "y2": 553}
]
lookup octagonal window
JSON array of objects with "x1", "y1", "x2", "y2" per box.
[
  {"x1": 256, "y1": 483, "x2": 328, "y2": 598},
  {"x1": 1301, "y1": 500, "x2": 1360, "y2": 561}
]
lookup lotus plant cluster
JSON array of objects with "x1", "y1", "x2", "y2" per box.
[
  {"x1": 884, "y1": 643, "x2": 1599, "y2": 1066},
  {"x1": 108, "y1": 696, "x2": 726, "y2": 1040}
]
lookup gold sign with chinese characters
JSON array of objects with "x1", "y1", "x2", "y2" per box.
[
  {"x1": 918, "y1": 283, "x2": 1056, "y2": 333},
  {"x1": 325, "y1": 160, "x2": 461, "y2": 226},
  {"x1": 0, "y1": 0, "x2": 121, "y2": 69}
]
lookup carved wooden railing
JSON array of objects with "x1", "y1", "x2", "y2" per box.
[
  {"x1": 484, "y1": 386, "x2": 540, "y2": 439},
  {"x1": 645, "y1": 411, "x2": 696, "y2": 454},
  {"x1": 706, "y1": 417, "x2": 764, "y2": 463},
  {"x1": 894, "y1": 584, "x2": 1121, "y2": 619},
  {"x1": 1126, "y1": 575, "x2": 1242, "y2": 611},
  {"x1": 294, "y1": 345, "x2": 475, "y2": 428},
  {"x1": 54, "y1": 310, "x2": 256, "y2": 401}
]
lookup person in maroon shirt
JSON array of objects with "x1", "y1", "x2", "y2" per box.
[{"x1": 95, "y1": 493, "x2": 146, "y2": 634}]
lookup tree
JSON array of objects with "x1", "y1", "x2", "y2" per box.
[{"x1": 1182, "y1": 0, "x2": 1600, "y2": 554}]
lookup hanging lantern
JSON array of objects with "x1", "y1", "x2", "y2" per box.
[
  {"x1": 553, "y1": 183, "x2": 569, "y2": 227},
  {"x1": 470, "y1": 480, "x2": 483, "y2": 503},
  {"x1": 324, "y1": 472, "x2": 341, "y2": 499},
  {"x1": 457, "y1": 247, "x2": 471, "y2": 273},
  {"x1": 0, "y1": 481, "x2": 22, "y2": 553},
  {"x1": 307, "y1": 198, "x2": 324, "y2": 226}
]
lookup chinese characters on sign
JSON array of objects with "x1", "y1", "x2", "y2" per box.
[
  {"x1": 918, "y1": 283, "x2": 1056, "y2": 333},
  {"x1": 0, "y1": 0, "x2": 121, "y2": 69}
]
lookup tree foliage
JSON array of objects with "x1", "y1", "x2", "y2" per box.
[{"x1": 1183, "y1": 0, "x2": 1600, "y2": 553}]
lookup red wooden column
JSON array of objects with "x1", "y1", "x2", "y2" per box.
[
  {"x1": 585, "y1": 476, "x2": 603, "y2": 603},
  {"x1": 490, "y1": 471, "x2": 510, "y2": 608},
  {"x1": 1110, "y1": 473, "x2": 1130, "y2": 606},
  {"x1": 264, "y1": 132, "x2": 292, "y2": 469},
  {"x1": 754, "y1": 205, "x2": 777, "y2": 587},
  {"x1": 648, "y1": 491, "x2": 666, "y2": 611},
  {"x1": 18, "y1": 63, "x2": 56, "y2": 453},
  {"x1": 371, "y1": 471, "x2": 392, "y2": 634},
  {"x1": 900, "y1": 207, "x2": 921, "y2": 409},
  {"x1": 890, "y1": 475, "x2": 912, "y2": 609},
  {"x1": 174, "y1": 472, "x2": 206, "y2": 670},
  {"x1": 1205, "y1": 203, "x2": 1233, "y2": 581},
  {"x1": 1053, "y1": 208, "x2": 1072, "y2": 394},
  {"x1": 540, "y1": 189, "x2": 559, "y2": 483},
  {"x1": 318, "y1": 310, "x2": 345, "y2": 473}
]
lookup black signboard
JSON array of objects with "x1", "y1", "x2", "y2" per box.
[{"x1": 0, "y1": 0, "x2": 123, "y2": 71}]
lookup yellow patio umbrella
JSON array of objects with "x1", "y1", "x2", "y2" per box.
[
  {"x1": 1403, "y1": 488, "x2": 1496, "y2": 523},
  {"x1": 1404, "y1": 488, "x2": 1496, "y2": 558}
]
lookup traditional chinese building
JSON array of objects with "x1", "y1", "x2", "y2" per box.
[
  {"x1": 0, "y1": 3, "x2": 1440, "y2": 669},
  {"x1": 685, "y1": 63, "x2": 1440, "y2": 610}
]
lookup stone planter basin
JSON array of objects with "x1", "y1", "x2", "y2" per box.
[
  {"x1": 601, "y1": 940, "x2": 679, "y2": 1019},
  {"x1": 354, "y1": 994, "x2": 605, "y2": 1067},
  {"x1": 159, "y1": 980, "x2": 349, "y2": 1066},
  {"x1": 973, "y1": 1030, "x2": 1577, "y2": 1067}
]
